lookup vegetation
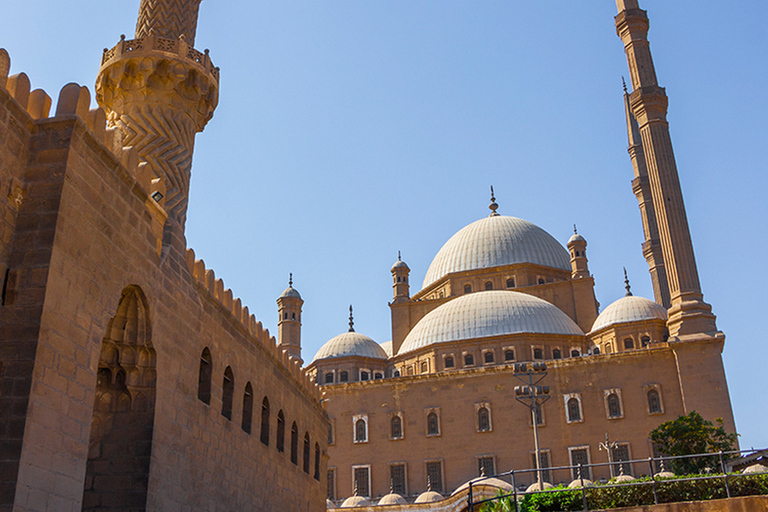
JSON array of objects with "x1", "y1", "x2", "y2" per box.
[
  {"x1": 478, "y1": 474, "x2": 768, "y2": 512},
  {"x1": 649, "y1": 411, "x2": 738, "y2": 475}
]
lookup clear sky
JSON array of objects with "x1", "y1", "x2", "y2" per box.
[{"x1": 2, "y1": 1, "x2": 766, "y2": 450}]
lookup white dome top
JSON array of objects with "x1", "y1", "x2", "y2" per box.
[
  {"x1": 340, "y1": 495, "x2": 370, "y2": 508},
  {"x1": 279, "y1": 286, "x2": 302, "y2": 299},
  {"x1": 590, "y1": 295, "x2": 667, "y2": 333},
  {"x1": 399, "y1": 291, "x2": 584, "y2": 354},
  {"x1": 414, "y1": 490, "x2": 443, "y2": 503},
  {"x1": 377, "y1": 492, "x2": 407, "y2": 505},
  {"x1": 379, "y1": 340, "x2": 393, "y2": 358},
  {"x1": 313, "y1": 332, "x2": 388, "y2": 362},
  {"x1": 422, "y1": 215, "x2": 570, "y2": 289}
]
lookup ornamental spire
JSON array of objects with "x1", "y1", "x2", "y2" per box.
[
  {"x1": 348, "y1": 305, "x2": 355, "y2": 333},
  {"x1": 624, "y1": 268, "x2": 633, "y2": 297},
  {"x1": 489, "y1": 186, "x2": 500, "y2": 216},
  {"x1": 288, "y1": 273, "x2": 293, "y2": 287}
]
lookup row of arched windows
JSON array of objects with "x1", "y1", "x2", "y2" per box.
[
  {"x1": 565, "y1": 388, "x2": 662, "y2": 423},
  {"x1": 198, "y1": 347, "x2": 321, "y2": 480}
]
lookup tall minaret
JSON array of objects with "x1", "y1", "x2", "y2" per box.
[
  {"x1": 615, "y1": 0, "x2": 716, "y2": 336},
  {"x1": 390, "y1": 252, "x2": 410, "y2": 304},
  {"x1": 277, "y1": 274, "x2": 304, "y2": 363},
  {"x1": 622, "y1": 79, "x2": 670, "y2": 308},
  {"x1": 95, "y1": 0, "x2": 219, "y2": 229}
]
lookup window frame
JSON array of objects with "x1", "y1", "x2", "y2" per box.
[
  {"x1": 425, "y1": 408, "x2": 441, "y2": 437},
  {"x1": 611, "y1": 442, "x2": 633, "y2": 476},
  {"x1": 353, "y1": 414, "x2": 369, "y2": 444},
  {"x1": 351, "y1": 464, "x2": 372, "y2": 498},
  {"x1": 643, "y1": 384, "x2": 664, "y2": 415},
  {"x1": 424, "y1": 459, "x2": 444, "y2": 494},
  {"x1": 564, "y1": 393, "x2": 583, "y2": 424},
  {"x1": 475, "y1": 402, "x2": 492, "y2": 433},
  {"x1": 327, "y1": 466, "x2": 337, "y2": 501},
  {"x1": 463, "y1": 352, "x2": 475, "y2": 367},
  {"x1": 443, "y1": 353, "x2": 455, "y2": 369},
  {"x1": 568, "y1": 445, "x2": 592, "y2": 480},
  {"x1": 477, "y1": 454, "x2": 496, "y2": 477},
  {"x1": 529, "y1": 449, "x2": 552, "y2": 483},
  {"x1": 603, "y1": 388, "x2": 624, "y2": 420},
  {"x1": 482, "y1": 350, "x2": 495, "y2": 365},
  {"x1": 324, "y1": 370, "x2": 335, "y2": 384},
  {"x1": 390, "y1": 412, "x2": 404, "y2": 440},
  {"x1": 389, "y1": 462, "x2": 408, "y2": 496}
]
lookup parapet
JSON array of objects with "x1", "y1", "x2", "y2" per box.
[{"x1": 185, "y1": 248, "x2": 323, "y2": 403}]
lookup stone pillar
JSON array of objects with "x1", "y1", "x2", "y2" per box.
[{"x1": 615, "y1": 3, "x2": 716, "y2": 336}]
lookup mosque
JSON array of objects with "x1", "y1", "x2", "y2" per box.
[{"x1": 0, "y1": 0, "x2": 736, "y2": 510}]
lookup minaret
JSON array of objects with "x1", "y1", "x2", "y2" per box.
[
  {"x1": 390, "y1": 252, "x2": 410, "y2": 304},
  {"x1": 623, "y1": 78, "x2": 670, "y2": 309},
  {"x1": 95, "y1": 0, "x2": 219, "y2": 229},
  {"x1": 567, "y1": 225, "x2": 590, "y2": 279},
  {"x1": 615, "y1": 0, "x2": 716, "y2": 336},
  {"x1": 277, "y1": 274, "x2": 304, "y2": 363}
]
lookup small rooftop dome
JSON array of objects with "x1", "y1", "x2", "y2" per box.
[
  {"x1": 326, "y1": 498, "x2": 337, "y2": 509},
  {"x1": 379, "y1": 341, "x2": 393, "y2": 358},
  {"x1": 400, "y1": 290, "x2": 584, "y2": 355},
  {"x1": 377, "y1": 492, "x2": 407, "y2": 505},
  {"x1": 340, "y1": 495, "x2": 370, "y2": 508},
  {"x1": 414, "y1": 490, "x2": 443, "y2": 503},
  {"x1": 590, "y1": 295, "x2": 667, "y2": 333},
  {"x1": 279, "y1": 273, "x2": 302, "y2": 299},
  {"x1": 568, "y1": 233, "x2": 586, "y2": 244},
  {"x1": 391, "y1": 252, "x2": 410, "y2": 272}
]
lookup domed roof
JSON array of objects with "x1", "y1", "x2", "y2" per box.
[
  {"x1": 279, "y1": 286, "x2": 301, "y2": 299},
  {"x1": 400, "y1": 291, "x2": 584, "y2": 355},
  {"x1": 380, "y1": 340, "x2": 393, "y2": 358},
  {"x1": 568, "y1": 233, "x2": 586, "y2": 244},
  {"x1": 326, "y1": 498, "x2": 337, "y2": 509},
  {"x1": 340, "y1": 495, "x2": 370, "y2": 508},
  {"x1": 422, "y1": 215, "x2": 570, "y2": 290},
  {"x1": 313, "y1": 332, "x2": 388, "y2": 362},
  {"x1": 391, "y1": 253, "x2": 410, "y2": 272},
  {"x1": 414, "y1": 490, "x2": 443, "y2": 503},
  {"x1": 377, "y1": 492, "x2": 407, "y2": 505},
  {"x1": 590, "y1": 295, "x2": 667, "y2": 333}
]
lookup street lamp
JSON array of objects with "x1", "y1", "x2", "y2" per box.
[{"x1": 513, "y1": 362, "x2": 550, "y2": 488}]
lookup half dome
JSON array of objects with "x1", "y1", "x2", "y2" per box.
[
  {"x1": 590, "y1": 295, "x2": 667, "y2": 333},
  {"x1": 422, "y1": 215, "x2": 570, "y2": 290},
  {"x1": 313, "y1": 332, "x2": 388, "y2": 362},
  {"x1": 399, "y1": 291, "x2": 584, "y2": 355}
]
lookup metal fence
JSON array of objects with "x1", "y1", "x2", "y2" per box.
[{"x1": 467, "y1": 448, "x2": 768, "y2": 512}]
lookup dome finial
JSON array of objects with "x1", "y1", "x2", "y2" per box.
[
  {"x1": 348, "y1": 305, "x2": 355, "y2": 332},
  {"x1": 427, "y1": 475, "x2": 433, "y2": 492},
  {"x1": 398, "y1": 251, "x2": 402, "y2": 261},
  {"x1": 622, "y1": 76, "x2": 628, "y2": 94},
  {"x1": 624, "y1": 267, "x2": 633, "y2": 296},
  {"x1": 288, "y1": 273, "x2": 293, "y2": 287},
  {"x1": 489, "y1": 186, "x2": 500, "y2": 217},
  {"x1": 573, "y1": 224, "x2": 578, "y2": 235}
]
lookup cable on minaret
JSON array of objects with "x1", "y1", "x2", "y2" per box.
[
  {"x1": 624, "y1": 268, "x2": 633, "y2": 296},
  {"x1": 348, "y1": 305, "x2": 355, "y2": 332},
  {"x1": 489, "y1": 186, "x2": 499, "y2": 216}
]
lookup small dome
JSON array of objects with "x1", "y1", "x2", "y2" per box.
[
  {"x1": 313, "y1": 332, "x2": 388, "y2": 362},
  {"x1": 414, "y1": 490, "x2": 443, "y2": 503},
  {"x1": 326, "y1": 498, "x2": 337, "y2": 509},
  {"x1": 380, "y1": 341, "x2": 393, "y2": 358},
  {"x1": 590, "y1": 295, "x2": 667, "y2": 333},
  {"x1": 391, "y1": 259, "x2": 410, "y2": 272},
  {"x1": 743, "y1": 463, "x2": 767, "y2": 474},
  {"x1": 279, "y1": 286, "x2": 302, "y2": 299},
  {"x1": 567, "y1": 478, "x2": 594, "y2": 488},
  {"x1": 654, "y1": 470, "x2": 675, "y2": 479},
  {"x1": 568, "y1": 233, "x2": 586, "y2": 244},
  {"x1": 340, "y1": 495, "x2": 370, "y2": 508},
  {"x1": 377, "y1": 492, "x2": 407, "y2": 505},
  {"x1": 613, "y1": 474, "x2": 635, "y2": 483},
  {"x1": 452, "y1": 477, "x2": 513, "y2": 496},
  {"x1": 422, "y1": 215, "x2": 570, "y2": 290},
  {"x1": 526, "y1": 482, "x2": 553, "y2": 492},
  {"x1": 399, "y1": 291, "x2": 584, "y2": 355}
]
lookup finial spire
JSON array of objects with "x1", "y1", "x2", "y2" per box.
[
  {"x1": 489, "y1": 186, "x2": 500, "y2": 216},
  {"x1": 573, "y1": 224, "x2": 578, "y2": 235},
  {"x1": 622, "y1": 76, "x2": 628, "y2": 94},
  {"x1": 348, "y1": 305, "x2": 355, "y2": 332},
  {"x1": 390, "y1": 480, "x2": 395, "y2": 494},
  {"x1": 398, "y1": 251, "x2": 402, "y2": 261},
  {"x1": 624, "y1": 268, "x2": 633, "y2": 296},
  {"x1": 427, "y1": 475, "x2": 433, "y2": 492},
  {"x1": 289, "y1": 273, "x2": 293, "y2": 287}
]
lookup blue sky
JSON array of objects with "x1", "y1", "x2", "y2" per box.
[{"x1": 2, "y1": 2, "x2": 766, "y2": 449}]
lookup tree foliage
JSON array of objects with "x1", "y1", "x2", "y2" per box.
[{"x1": 649, "y1": 411, "x2": 738, "y2": 474}]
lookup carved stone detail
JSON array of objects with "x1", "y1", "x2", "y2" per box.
[{"x1": 136, "y1": 0, "x2": 203, "y2": 46}]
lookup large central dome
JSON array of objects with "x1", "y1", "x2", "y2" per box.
[
  {"x1": 399, "y1": 290, "x2": 584, "y2": 354},
  {"x1": 422, "y1": 215, "x2": 570, "y2": 290}
]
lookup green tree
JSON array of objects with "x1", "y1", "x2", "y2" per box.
[{"x1": 649, "y1": 411, "x2": 738, "y2": 475}]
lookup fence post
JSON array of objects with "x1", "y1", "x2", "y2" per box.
[
  {"x1": 718, "y1": 451, "x2": 731, "y2": 498},
  {"x1": 579, "y1": 463, "x2": 588, "y2": 512},
  {"x1": 468, "y1": 481, "x2": 474, "y2": 512},
  {"x1": 648, "y1": 457, "x2": 658, "y2": 505},
  {"x1": 512, "y1": 470, "x2": 518, "y2": 512}
]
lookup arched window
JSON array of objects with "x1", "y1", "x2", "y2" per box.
[
  {"x1": 339, "y1": 371, "x2": 348, "y2": 382},
  {"x1": 593, "y1": 347, "x2": 601, "y2": 355},
  {"x1": 314, "y1": 443, "x2": 321, "y2": 480},
  {"x1": 360, "y1": 371, "x2": 370, "y2": 381},
  {"x1": 444, "y1": 356, "x2": 454, "y2": 368},
  {"x1": 420, "y1": 361, "x2": 428, "y2": 373},
  {"x1": 241, "y1": 382, "x2": 253, "y2": 433},
  {"x1": 374, "y1": 372, "x2": 383, "y2": 379},
  {"x1": 290, "y1": 422, "x2": 298, "y2": 464},
  {"x1": 485, "y1": 281, "x2": 493, "y2": 290},
  {"x1": 393, "y1": 370, "x2": 400, "y2": 377},
  {"x1": 260, "y1": 397, "x2": 270, "y2": 445},
  {"x1": 324, "y1": 372, "x2": 334, "y2": 384},
  {"x1": 624, "y1": 338, "x2": 634, "y2": 350},
  {"x1": 504, "y1": 349, "x2": 515, "y2": 362},
  {"x1": 477, "y1": 407, "x2": 490, "y2": 432},
  {"x1": 641, "y1": 336, "x2": 650, "y2": 347},
  {"x1": 571, "y1": 349, "x2": 580, "y2": 357},
  {"x1": 221, "y1": 366, "x2": 234, "y2": 420},
  {"x1": 328, "y1": 422, "x2": 334, "y2": 445},
  {"x1": 198, "y1": 348, "x2": 212, "y2": 404},
  {"x1": 277, "y1": 410, "x2": 286, "y2": 452},
  {"x1": 506, "y1": 278, "x2": 515, "y2": 288},
  {"x1": 391, "y1": 415, "x2": 403, "y2": 439},
  {"x1": 648, "y1": 389, "x2": 662, "y2": 413},
  {"x1": 607, "y1": 393, "x2": 622, "y2": 418},
  {"x1": 567, "y1": 397, "x2": 581, "y2": 422},
  {"x1": 427, "y1": 412, "x2": 439, "y2": 435},
  {"x1": 303, "y1": 432, "x2": 310, "y2": 474},
  {"x1": 553, "y1": 349, "x2": 562, "y2": 359},
  {"x1": 484, "y1": 351, "x2": 494, "y2": 364},
  {"x1": 464, "y1": 353, "x2": 474, "y2": 366},
  {"x1": 537, "y1": 278, "x2": 545, "y2": 285},
  {"x1": 464, "y1": 284, "x2": 472, "y2": 294},
  {"x1": 533, "y1": 348, "x2": 543, "y2": 360},
  {"x1": 355, "y1": 419, "x2": 367, "y2": 442}
]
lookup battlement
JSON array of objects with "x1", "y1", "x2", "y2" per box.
[
  {"x1": 100, "y1": 34, "x2": 220, "y2": 84},
  {"x1": 185, "y1": 248, "x2": 324, "y2": 403}
]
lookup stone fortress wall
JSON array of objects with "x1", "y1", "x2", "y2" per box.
[{"x1": 0, "y1": 50, "x2": 328, "y2": 511}]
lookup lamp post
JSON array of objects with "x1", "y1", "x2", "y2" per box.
[
  {"x1": 513, "y1": 362, "x2": 550, "y2": 488},
  {"x1": 599, "y1": 433, "x2": 618, "y2": 478}
]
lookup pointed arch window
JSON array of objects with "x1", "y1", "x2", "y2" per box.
[
  {"x1": 198, "y1": 348, "x2": 212, "y2": 404},
  {"x1": 355, "y1": 418, "x2": 368, "y2": 443},
  {"x1": 241, "y1": 382, "x2": 253, "y2": 433},
  {"x1": 427, "y1": 411, "x2": 440, "y2": 436},
  {"x1": 222, "y1": 366, "x2": 234, "y2": 420},
  {"x1": 303, "y1": 432, "x2": 311, "y2": 474},
  {"x1": 390, "y1": 414, "x2": 403, "y2": 439},
  {"x1": 567, "y1": 397, "x2": 581, "y2": 422},
  {"x1": 477, "y1": 406, "x2": 491, "y2": 432},
  {"x1": 277, "y1": 410, "x2": 286, "y2": 452},
  {"x1": 314, "y1": 443, "x2": 321, "y2": 480},
  {"x1": 291, "y1": 422, "x2": 299, "y2": 464},
  {"x1": 464, "y1": 353, "x2": 474, "y2": 366},
  {"x1": 647, "y1": 389, "x2": 662, "y2": 414},
  {"x1": 260, "y1": 397, "x2": 270, "y2": 445},
  {"x1": 553, "y1": 348, "x2": 562, "y2": 359}
]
